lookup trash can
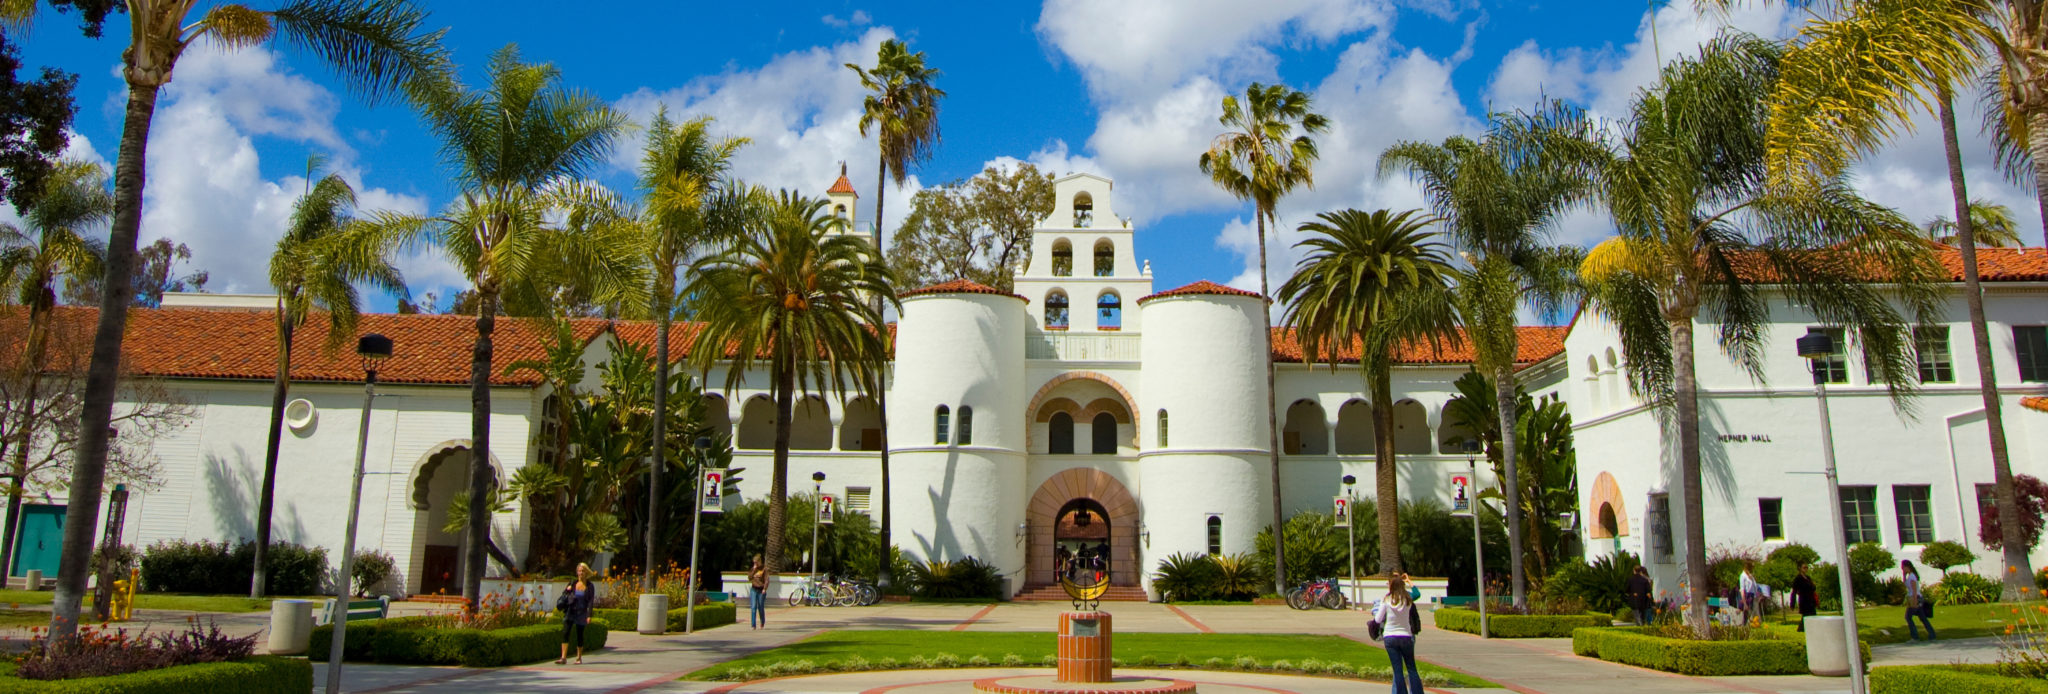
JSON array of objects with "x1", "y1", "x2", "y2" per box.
[
  {"x1": 268, "y1": 599, "x2": 316, "y2": 655},
  {"x1": 23, "y1": 570, "x2": 41, "y2": 590},
  {"x1": 638, "y1": 593, "x2": 669, "y2": 635},
  {"x1": 1804, "y1": 615, "x2": 1850, "y2": 676}
]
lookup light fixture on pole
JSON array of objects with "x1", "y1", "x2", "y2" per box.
[
  {"x1": 1342, "y1": 474, "x2": 1358, "y2": 608},
  {"x1": 326, "y1": 333, "x2": 391, "y2": 694},
  {"x1": 684, "y1": 436, "x2": 713, "y2": 634},
  {"x1": 1799, "y1": 329, "x2": 1865, "y2": 694},
  {"x1": 811, "y1": 472, "x2": 826, "y2": 587},
  {"x1": 1463, "y1": 439, "x2": 1489, "y2": 639}
]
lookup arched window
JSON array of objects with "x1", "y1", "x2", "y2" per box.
[
  {"x1": 1206, "y1": 516, "x2": 1223, "y2": 555},
  {"x1": 1334, "y1": 399, "x2": 1372, "y2": 454},
  {"x1": 1049, "y1": 412, "x2": 1075, "y2": 454},
  {"x1": 1073, "y1": 192, "x2": 1094, "y2": 228},
  {"x1": 1051, "y1": 239, "x2": 1073, "y2": 277},
  {"x1": 1156, "y1": 409, "x2": 1169, "y2": 448},
  {"x1": 1096, "y1": 292, "x2": 1121, "y2": 330},
  {"x1": 1586, "y1": 356, "x2": 1600, "y2": 378},
  {"x1": 1604, "y1": 347, "x2": 1619, "y2": 371},
  {"x1": 935, "y1": 405, "x2": 951, "y2": 445},
  {"x1": 1093, "y1": 239, "x2": 1114, "y2": 276},
  {"x1": 1045, "y1": 291, "x2": 1070, "y2": 330},
  {"x1": 834, "y1": 204, "x2": 848, "y2": 219},
  {"x1": 957, "y1": 406, "x2": 974, "y2": 445},
  {"x1": 1283, "y1": 400, "x2": 1328, "y2": 455},
  {"x1": 1091, "y1": 412, "x2": 1118, "y2": 454}
]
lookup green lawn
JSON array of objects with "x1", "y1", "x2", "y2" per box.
[
  {"x1": 0, "y1": 589, "x2": 312, "y2": 613},
  {"x1": 1768, "y1": 601, "x2": 2045, "y2": 644},
  {"x1": 684, "y1": 630, "x2": 1496, "y2": 687},
  {"x1": 0, "y1": 610, "x2": 48, "y2": 628}
]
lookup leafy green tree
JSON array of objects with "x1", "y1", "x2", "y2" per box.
[
  {"x1": 1919, "y1": 541, "x2": 1978, "y2": 576},
  {"x1": 686, "y1": 192, "x2": 894, "y2": 573},
  {"x1": 889, "y1": 163, "x2": 1055, "y2": 291},
  {"x1": 60, "y1": 237, "x2": 210, "y2": 308},
  {"x1": 1200, "y1": 82, "x2": 1328, "y2": 594},
  {"x1": 365, "y1": 46, "x2": 640, "y2": 606},
  {"x1": 0, "y1": 31, "x2": 79, "y2": 213},
  {"x1": 1924, "y1": 200, "x2": 2023, "y2": 248},
  {"x1": 249, "y1": 159, "x2": 405, "y2": 597},
  {"x1": 1276, "y1": 208, "x2": 1459, "y2": 574}
]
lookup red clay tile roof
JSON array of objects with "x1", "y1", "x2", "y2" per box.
[
  {"x1": 1137, "y1": 280, "x2": 1265, "y2": 304},
  {"x1": 1723, "y1": 246, "x2": 2048, "y2": 283},
  {"x1": 827, "y1": 174, "x2": 857, "y2": 195},
  {"x1": 898, "y1": 279, "x2": 1026, "y2": 300},
  {"x1": 1271, "y1": 326, "x2": 1568, "y2": 366},
  {"x1": 2023, "y1": 396, "x2": 2048, "y2": 414},
  {"x1": 611, "y1": 320, "x2": 899, "y2": 362}
]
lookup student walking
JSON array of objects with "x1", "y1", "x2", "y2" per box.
[
  {"x1": 557, "y1": 563, "x2": 597, "y2": 665},
  {"x1": 748, "y1": 555, "x2": 769, "y2": 629},
  {"x1": 1624, "y1": 566, "x2": 1653, "y2": 626},
  {"x1": 1372, "y1": 574, "x2": 1425, "y2": 694},
  {"x1": 1902, "y1": 560, "x2": 1936, "y2": 641},
  {"x1": 1738, "y1": 563, "x2": 1762, "y2": 624},
  {"x1": 1792, "y1": 563, "x2": 1819, "y2": 632}
]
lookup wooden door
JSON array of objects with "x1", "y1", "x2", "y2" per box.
[{"x1": 421, "y1": 544, "x2": 459, "y2": 596}]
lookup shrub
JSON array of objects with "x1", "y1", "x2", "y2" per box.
[
  {"x1": 1542, "y1": 552, "x2": 1639, "y2": 615},
  {"x1": 1979, "y1": 475, "x2": 2048, "y2": 554},
  {"x1": 0, "y1": 656, "x2": 311, "y2": 694},
  {"x1": 90, "y1": 544, "x2": 139, "y2": 578},
  {"x1": 309, "y1": 617, "x2": 608, "y2": 667},
  {"x1": 1253, "y1": 509, "x2": 1354, "y2": 584},
  {"x1": 1571, "y1": 627, "x2": 1867, "y2": 676},
  {"x1": 1931, "y1": 572, "x2": 2000, "y2": 606},
  {"x1": 589, "y1": 602, "x2": 737, "y2": 632},
  {"x1": 1753, "y1": 559, "x2": 1798, "y2": 594},
  {"x1": 907, "y1": 557, "x2": 1002, "y2": 599},
  {"x1": 351, "y1": 550, "x2": 395, "y2": 597},
  {"x1": 1152, "y1": 553, "x2": 1223, "y2": 602},
  {"x1": 1434, "y1": 608, "x2": 1608, "y2": 637},
  {"x1": 2037, "y1": 567, "x2": 2048, "y2": 592},
  {"x1": 1871, "y1": 664, "x2": 2048, "y2": 693},
  {"x1": 13, "y1": 621, "x2": 256, "y2": 681},
  {"x1": 1848, "y1": 543, "x2": 1895, "y2": 602},
  {"x1": 1766, "y1": 543, "x2": 1821, "y2": 567},
  {"x1": 1920, "y1": 542, "x2": 1977, "y2": 575},
  {"x1": 138, "y1": 540, "x2": 326, "y2": 595}
]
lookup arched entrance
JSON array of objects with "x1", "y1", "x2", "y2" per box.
[
  {"x1": 1026, "y1": 468, "x2": 1137, "y2": 587},
  {"x1": 409, "y1": 440, "x2": 503, "y2": 597}
]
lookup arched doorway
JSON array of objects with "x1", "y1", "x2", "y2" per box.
[
  {"x1": 1026, "y1": 468, "x2": 1138, "y2": 587},
  {"x1": 409, "y1": 441, "x2": 502, "y2": 597},
  {"x1": 1053, "y1": 499, "x2": 1111, "y2": 582}
]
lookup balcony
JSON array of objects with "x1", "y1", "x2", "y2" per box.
[{"x1": 1028, "y1": 332, "x2": 1141, "y2": 361}]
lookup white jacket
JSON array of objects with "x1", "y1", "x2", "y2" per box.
[{"x1": 1373, "y1": 598, "x2": 1416, "y2": 638}]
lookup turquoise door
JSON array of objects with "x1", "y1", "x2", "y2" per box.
[{"x1": 11, "y1": 505, "x2": 64, "y2": 577}]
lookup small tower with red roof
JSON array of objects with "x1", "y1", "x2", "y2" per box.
[{"x1": 826, "y1": 161, "x2": 863, "y2": 240}]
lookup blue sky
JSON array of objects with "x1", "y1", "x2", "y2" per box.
[{"x1": 14, "y1": 1, "x2": 2043, "y2": 316}]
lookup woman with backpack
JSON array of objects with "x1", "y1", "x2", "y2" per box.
[{"x1": 1372, "y1": 574, "x2": 1424, "y2": 694}]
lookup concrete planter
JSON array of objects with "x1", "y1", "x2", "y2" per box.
[
  {"x1": 1805, "y1": 616, "x2": 1851, "y2": 676},
  {"x1": 266, "y1": 599, "x2": 315, "y2": 654},
  {"x1": 638, "y1": 593, "x2": 670, "y2": 634}
]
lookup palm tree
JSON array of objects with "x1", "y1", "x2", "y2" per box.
[
  {"x1": 1575, "y1": 33, "x2": 1941, "y2": 635},
  {"x1": 1378, "y1": 104, "x2": 1587, "y2": 608},
  {"x1": 366, "y1": 46, "x2": 640, "y2": 607},
  {"x1": 1200, "y1": 82, "x2": 1329, "y2": 595},
  {"x1": 0, "y1": 159, "x2": 109, "y2": 583},
  {"x1": 847, "y1": 37, "x2": 942, "y2": 589},
  {"x1": 0, "y1": 0, "x2": 447, "y2": 641},
  {"x1": 633, "y1": 109, "x2": 746, "y2": 587},
  {"x1": 686, "y1": 192, "x2": 894, "y2": 574},
  {"x1": 1276, "y1": 208, "x2": 1460, "y2": 575},
  {"x1": 1925, "y1": 199, "x2": 2024, "y2": 247}
]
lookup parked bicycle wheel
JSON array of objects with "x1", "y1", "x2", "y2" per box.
[
  {"x1": 787, "y1": 590, "x2": 805, "y2": 607},
  {"x1": 1319, "y1": 588, "x2": 1346, "y2": 610},
  {"x1": 1286, "y1": 587, "x2": 1309, "y2": 610}
]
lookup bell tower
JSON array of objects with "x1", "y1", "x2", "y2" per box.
[
  {"x1": 1012, "y1": 173, "x2": 1153, "y2": 335},
  {"x1": 826, "y1": 162, "x2": 863, "y2": 240}
]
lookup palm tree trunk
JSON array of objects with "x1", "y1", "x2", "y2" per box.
[
  {"x1": 1371, "y1": 372, "x2": 1401, "y2": 574},
  {"x1": 1670, "y1": 316, "x2": 1709, "y2": 638},
  {"x1": 1256, "y1": 210, "x2": 1286, "y2": 596},
  {"x1": 872, "y1": 157, "x2": 896, "y2": 592},
  {"x1": 252, "y1": 305, "x2": 294, "y2": 598},
  {"x1": 463, "y1": 290, "x2": 499, "y2": 609},
  {"x1": 2031, "y1": 108, "x2": 2048, "y2": 239},
  {"x1": 2, "y1": 295, "x2": 52, "y2": 581},
  {"x1": 1493, "y1": 365, "x2": 1526, "y2": 608},
  {"x1": 765, "y1": 355, "x2": 794, "y2": 573},
  {"x1": 648, "y1": 309, "x2": 670, "y2": 589},
  {"x1": 1960, "y1": 92, "x2": 2030, "y2": 598},
  {"x1": 52, "y1": 82, "x2": 159, "y2": 643}
]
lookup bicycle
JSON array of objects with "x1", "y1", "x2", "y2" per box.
[
  {"x1": 786, "y1": 576, "x2": 840, "y2": 607},
  {"x1": 1286, "y1": 578, "x2": 1347, "y2": 610}
]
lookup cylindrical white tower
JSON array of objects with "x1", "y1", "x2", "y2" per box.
[
  {"x1": 888, "y1": 281, "x2": 1029, "y2": 593},
  {"x1": 1136, "y1": 282, "x2": 1272, "y2": 593}
]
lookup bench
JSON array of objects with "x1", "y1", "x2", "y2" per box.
[{"x1": 315, "y1": 596, "x2": 390, "y2": 626}]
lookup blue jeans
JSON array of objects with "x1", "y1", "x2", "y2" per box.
[
  {"x1": 1907, "y1": 603, "x2": 1935, "y2": 640},
  {"x1": 1384, "y1": 635, "x2": 1423, "y2": 694},
  {"x1": 750, "y1": 587, "x2": 766, "y2": 627}
]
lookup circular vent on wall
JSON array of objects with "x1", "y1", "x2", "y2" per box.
[{"x1": 284, "y1": 399, "x2": 317, "y2": 432}]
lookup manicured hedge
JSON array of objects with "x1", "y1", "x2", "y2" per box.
[
  {"x1": 590, "y1": 601, "x2": 736, "y2": 633},
  {"x1": 0, "y1": 656, "x2": 310, "y2": 694},
  {"x1": 309, "y1": 617, "x2": 607, "y2": 667},
  {"x1": 1872, "y1": 665, "x2": 2048, "y2": 693},
  {"x1": 1570, "y1": 627, "x2": 1867, "y2": 676},
  {"x1": 1433, "y1": 608, "x2": 1611, "y2": 638}
]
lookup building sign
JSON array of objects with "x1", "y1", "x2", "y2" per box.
[
  {"x1": 1333, "y1": 496, "x2": 1350, "y2": 528},
  {"x1": 701, "y1": 468, "x2": 725, "y2": 513},
  {"x1": 1450, "y1": 475, "x2": 1472, "y2": 517},
  {"x1": 1716, "y1": 434, "x2": 1773, "y2": 443},
  {"x1": 818, "y1": 494, "x2": 835, "y2": 525}
]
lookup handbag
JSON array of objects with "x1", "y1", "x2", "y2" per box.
[
  {"x1": 1409, "y1": 604, "x2": 1422, "y2": 633},
  {"x1": 1367, "y1": 619, "x2": 1384, "y2": 641},
  {"x1": 556, "y1": 586, "x2": 573, "y2": 612}
]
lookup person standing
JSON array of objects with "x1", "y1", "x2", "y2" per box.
[
  {"x1": 1624, "y1": 566, "x2": 1654, "y2": 627},
  {"x1": 1373, "y1": 575, "x2": 1425, "y2": 694},
  {"x1": 1738, "y1": 563, "x2": 1762, "y2": 624},
  {"x1": 748, "y1": 555, "x2": 769, "y2": 629},
  {"x1": 1902, "y1": 560, "x2": 1936, "y2": 641},
  {"x1": 557, "y1": 563, "x2": 597, "y2": 665},
  {"x1": 1791, "y1": 563, "x2": 1819, "y2": 632}
]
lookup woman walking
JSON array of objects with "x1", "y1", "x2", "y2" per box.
[
  {"x1": 557, "y1": 563, "x2": 597, "y2": 665},
  {"x1": 1791, "y1": 563, "x2": 1818, "y2": 632},
  {"x1": 1902, "y1": 560, "x2": 1936, "y2": 641},
  {"x1": 748, "y1": 555, "x2": 769, "y2": 629},
  {"x1": 1373, "y1": 575, "x2": 1425, "y2": 694},
  {"x1": 1624, "y1": 566, "x2": 1653, "y2": 626}
]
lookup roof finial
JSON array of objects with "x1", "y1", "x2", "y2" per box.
[{"x1": 839, "y1": 161, "x2": 847, "y2": 177}]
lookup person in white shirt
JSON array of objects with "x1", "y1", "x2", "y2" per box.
[
  {"x1": 1902, "y1": 560, "x2": 1936, "y2": 641},
  {"x1": 1372, "y1": 574, "x2": 1424, "y2": 694},
  {"x1": 1738, "y1": 564, "x2": 1761, "y2": 624}
]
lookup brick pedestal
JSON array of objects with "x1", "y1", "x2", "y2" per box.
[{"x1": 1057, "y1": 611, "x2": 1112, "y2": 683}]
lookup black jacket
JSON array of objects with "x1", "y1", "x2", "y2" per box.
[
  {"x1": 1624, "y1": 575, "x2": 1653, "y2": 609},
  {"x1": 560, "y1": 581, "x2": 597, "y2": 624},
  {"x1": 1792, "y1": 574, "x2": 1818, "y2": 615}
]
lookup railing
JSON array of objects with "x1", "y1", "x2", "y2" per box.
[{"x1": 1027, "y1": 333, "x2": 1142, "y2": 361}]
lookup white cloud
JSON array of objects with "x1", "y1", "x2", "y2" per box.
[
  {"x1": 821, "y1": 10, "x2": 871, "y2": 28},
  {"x1": 1037, "y1": 0, "x2": 1395, "y2": 104}
]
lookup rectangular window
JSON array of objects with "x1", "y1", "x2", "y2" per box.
[
  {"x1": 1759, "y1": 498, "x2": 1783, "y2": 540},
  {"x1": 2017, "y1": 326, "x2": 2048, "y2": 382},
  {"x1": 1894, "y1": 485, "x2": 1934, "y2": 545},
  {"x1": 1841, "y1": 485, "x2": 1881, "y2": 545},
  {"x1": 845, "y1": 487, "x2": 871, "y2": 513},
  {"x1": 1916, "y1": 327, "x2": 1954, "y2": 383},
  {"x1": 1811, "y1": 327, "x2": 1849, "y2": 385},
  {"x1": 1649, "y1": 493, "x2": 1673, "y2": 562}
]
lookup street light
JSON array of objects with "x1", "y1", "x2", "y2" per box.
[
  {"x1": 811, "y1": 472, "x2": 826, "y2": 587},
  {"x1": 1799, "y1": 329, "x2": 1866, "y2": 694},
  {"x1": 326, "y1": 333, "x2": 391, "y2": 694},
  {"x1": 684, "y1": 436, "x2": 712, "y2": 634},
  {"x1": 1463, "y1": 439, "x2": 1489, "y2": 639},
  {"x1": 1342, "y1": 474, "x2": 1358, "y2": 608}
]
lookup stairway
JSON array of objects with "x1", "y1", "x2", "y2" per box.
[{"x1": 1012, "y1": 584, "x2": 1149, "y2": 602}]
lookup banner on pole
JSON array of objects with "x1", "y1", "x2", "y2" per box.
[
  {"x1": 1333, "y1": 496, "x2": 1350, "y2": 528},
  {"x1": 1450, "y1": 474, "x2": 1472, "y2": 517},
  {"x1": 818, "y1": 494, "x2": 835, "y2": 525},
  {"x1": 701, "y1": 468, "x2": 725, "y2": 513}
]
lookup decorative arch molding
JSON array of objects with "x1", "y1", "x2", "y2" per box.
[
  {"x1": 408, "y1": 439, "x2": 505, "y2": 510},
  {"x1": 1588, "y1": 471, "x2": 1629, "y2": 539},
  {"x1": 1025, "y1": 371, "x2": 1139, "y2": 436},
  {"x1": 1025, "y1": 467, "x2": 1139, "y2": 586}
]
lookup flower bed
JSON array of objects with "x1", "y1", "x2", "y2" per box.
[
  {"x1": 0, "y1": 657, "x2": 311, "y2": 694},
  {"x1": 1570, "y1": 626, "x2": 1865, "y2": 676},
  {"x1": 1872, "y1": 665, "x2": 2048, "y2": 693},
  {"x1": 590, "y1": 601, "x2": 736, "y2": 632},
  {"x1": 309, "y1": 616, "x2": 608, "y2": 667},
  {"x1": 1433, "y1": 608, "x2": 1611, "y2": 638}
]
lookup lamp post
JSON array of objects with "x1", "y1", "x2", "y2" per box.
[
  {"x1": 1342, "y1": 474, "x2": 1358, "y2": 608},
  {"x1": 1799, "y1": 330, "x2": 1865, "y2": 694},
  {"x1": 684, "y1": 436, "x2": 712, "y2": 634},
  {"x1": 1464, "y1": 439, "x2": 1489, "y2": 638},
  {"x1": 326, "y1": 333, "x2": 391, "y2": 694},
  {"x1": 811, "y1": 472, "x2": 826, "y2": 586}
]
